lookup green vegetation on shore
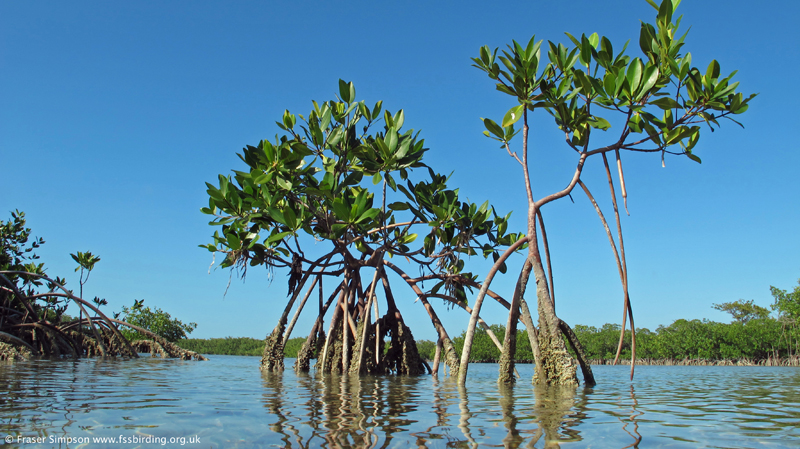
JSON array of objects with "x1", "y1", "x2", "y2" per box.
[
  {"x1": 179, "y1": 314, "x2": 798, "y2": 363},
  {"x1": 180, "y1": 270, "x2": 799, "y2": 364}
]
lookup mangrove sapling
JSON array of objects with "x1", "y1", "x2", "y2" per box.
[
  {"x1": 203, "y1": 82, "x2": 521, "y2": 378},
  {"x1": 470, "y1": 0, "x2": 755, "y2": 384},
  {"x1": 70, "y1": 250, "x2": 100, "y2": 333}
]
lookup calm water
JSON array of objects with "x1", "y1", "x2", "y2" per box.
[{"x1": 1, "y1": 356, "x2": 798, "y2": 448}]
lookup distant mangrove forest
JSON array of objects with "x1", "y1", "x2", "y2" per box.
[{"x1": 179, "y1": 313, "x2": 800, "y2": 365}]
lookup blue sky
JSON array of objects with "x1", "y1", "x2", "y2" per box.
[{"x1": 2, "y1": 1, "x2": 798, "y2": 341}]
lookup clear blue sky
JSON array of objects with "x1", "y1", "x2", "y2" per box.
[{"x1": 2, "y1": 1, "x2": 798, "y2": 341}]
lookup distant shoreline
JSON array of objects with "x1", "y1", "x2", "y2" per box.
[
  {"x1": 175, "y1": 349, "x2": 800, "y2": 368},
  {"x1": 464, "y1": 357, "x2": 800, "y2": 367}
]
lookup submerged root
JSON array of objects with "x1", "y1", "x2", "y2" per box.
[
  {"x1": 391, "y1": 319, "x2": 424, "y2": 375},
  {"x1": 130, "y1": 339, "x2": 207, "y2": 360},
  {"x1": 0, "y1": 341, "x2": 33, "y2": 361},
  {"x1": 498, "y1": 335, "x2": 517, "y2": 384},
  {"x1": 260, "y1": 324, "x2": 286, "y2": 372},
  {"x1": 316, "y1": 324, "x2": 344, "y2": 374},
  {"x1": 535, "y1": 329, "x2": 578, "y2": 386},
  {"x1": 133, "y1": 339, "x2": 167, "y2": 357},
  {"x1": 348, "y1": 319, "x2": 374, "y2": 375},
  {"x1": 379, "y1": 313, "x2": 426, "y2": 376},
  {"x1": 440, "y1": 337, "x2": 460, "y2": 378},
  {"x1": 295, "y1": 327, "x2": 324, "y2": 373}
]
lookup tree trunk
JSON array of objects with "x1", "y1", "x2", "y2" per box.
[
  {"x1": 531, "y1": 238, "x2": 577, "y2": 385},
  {"x1": 498, "y1": 259, "x2": 533, "y2": 383},
  {"x1": 432, "y1": 337, "x2": 442, "y2": 376},
  {"x1": 282, "y1": 275, "x2": 320, "y2": 347},
  {"x1": 318, "y1": 285, "x2": 346, "y2": 373},
  {"x1": 528, "y1": 220, "x2": 578, "y2": 385},
  {"x1": 458, "y1": 237, "x2": 529, "y2": 384}
]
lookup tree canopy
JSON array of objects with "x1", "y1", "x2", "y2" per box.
[
  {"x1": 464, "y1": 0, "x2": 755, "y2": 384},
  {"x1": 202, "y1": 82, "x2": 521, "y2": 376},
  {"x1": 713, "y1": 299, "x2": 770, "y2": 324}
]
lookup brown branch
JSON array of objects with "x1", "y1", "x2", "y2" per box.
[
  {"x1": 536, "y1": 210, "x2": 555, "y2": 309},
  {"x1": 558, "y1": 319, "x2": 596, "y2": 386},
  {"x1": 458, "y1": 235, "x2": 530, "y2": 384},
  {"x1": 602, "y1": 153, "x2": 636, "y2": 378}
]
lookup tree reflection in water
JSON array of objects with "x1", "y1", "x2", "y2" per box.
[
  {"x1": 619, "y1": 385, "x2": 642, "y2": 449},
  {"x1": 259, "y1": 370, "x2": 644, "y2": 448}
]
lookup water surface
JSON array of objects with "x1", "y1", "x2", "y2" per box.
[{"x1": 1, "y1": 356, "x2": 798, "y2": 448}]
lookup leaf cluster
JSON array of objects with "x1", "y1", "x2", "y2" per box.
[
  {"x1": 771, "y1": 279, "x2": 800, "y2": 322},
  {"x1": 0, "y1": 211, "x2": 72, "y2": 322},
  {"x1": 712, "y1": 299, "x2": 771, "y2": 324},
  {"x1": 472, "y1": 0, "x2": 756, "y2": 163},
  {"x1": 201, "y1": 82, "x2": 521, "y2": 298},
  {"x1": 118, "y1": 300, "x2": 198, "y2": 343}
]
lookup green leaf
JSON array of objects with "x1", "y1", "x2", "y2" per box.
[
  {"x1": 252, "y1": 171, "x2": 269, "y2": 185},
  {"x1": 276, "y1": 177, "x2": 292, "y2": 191},
  {"x1": 658, "y1": 0, "x2": 673, "y2": 24},
  {"x1": 651, "y1": 97, "x2": 681, "y2": 110},
  {"x1": 483, "y1": 118, "x2": 504, "y2": 139},
  {"x1": 388, "y1": 202, "x2": 410, "y2": 211},
  {"x1": 332, "y1": 199, "x2": 351, "y2": 222},
  {"x1": 627, "y1": 58, "x2": 643, "y2": 93},
  {"x1": 588, "y1": 32, "x2": 599, "y2": 48},
  {"x1": 355, "y1": 240, "x2": 369, "y2": 253},
  {"x1": 686, "y1": 152, "x2": 702, "y2": 164},
  {"x1": 372, "y1": 172, "x2": 382, "y2": 185},
  {"x1": 283, "y1": 206, "x2": 297, "y2": 229},
  {"x1": 384, "y1": 110, "x2": 394, "y2": 128},
  {"x1": 501, "y1": 104, "x2": 524, "y2": 127},
  {"x1": 339, "y1": 79, "x2": 355, "y2": 103},
  {"x1": 398, "y1": 233, "x2": 418, "y2": 244},
  {"x1": 357, "y1": 208, "x2": 380, "y2": 224},
  {"x1": 395, "y1": 139, "x2": 411, "y2": 159},
  {"x1": 358, "y1": 102, "x2": 370, "y2": 120},
  {"x1": 320, "y1": 107, "x2": 332, "y2": 131},
  {"x1": 588, "y1": 116, "x2": 611, "y2": 130},
  {"x1": 265, "y1": 231, "x2": 291, "y2": 245},
  {"x1": 385, "y1": 128, "x2": 398, "y2": 152},
  {"x1": 394, "y1": 110, "x2": 405, "y2": 129},
  {"x1": 372, "y1": 101, "x2": 383, "y2": 120},
  {"x1": 267, "y1": 207, "x2": 285, "y2": 225},
  {"x1": 706, "y1": 59, "x2": 720, "y2": 81},
  {"x1": 639, "y1": 65, "x2": 659, "y2": 96},
  {"x1": 385, "y1": 172, "x2": 397, "y2": 191},
  {"x1": 225, "y1": 232, "x2": 241, "y2": 251}
]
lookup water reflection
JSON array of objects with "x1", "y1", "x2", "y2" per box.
[
  {"x1": 258, "y1": 369, "x2": 606, "y2": 448},
  {"x1": 3, "y1": 359, "x2": 799, "y2": 448},
  {"x1": 618, "y1": 385, "x2": 643, "y2": 449}
]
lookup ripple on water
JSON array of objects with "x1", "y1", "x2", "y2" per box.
[{"x1": 1, "y1": 358, "x2": 799, "y2": 448}]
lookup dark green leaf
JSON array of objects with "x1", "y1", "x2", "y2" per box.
[
  {"x1": 483, "y1": 118, "x2": 505, "y2": 139},
  {"x1": 388, "y1": 202, "x2": 410, "y2": 211}
]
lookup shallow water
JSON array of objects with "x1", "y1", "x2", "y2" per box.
[{"x1": 1, "y1": 356, "x2": 798, "y2": 448}]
